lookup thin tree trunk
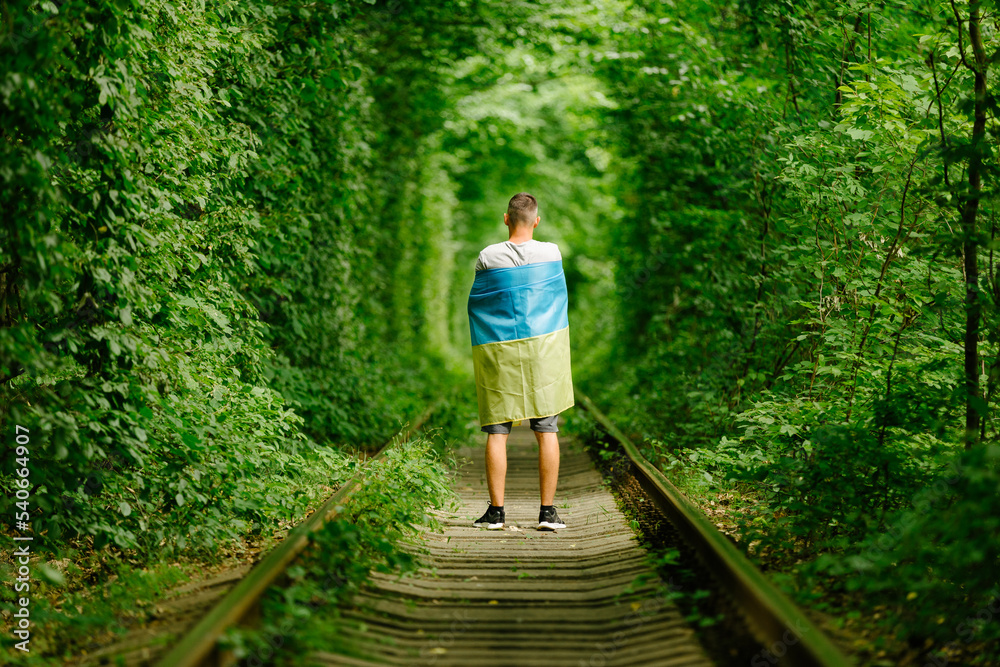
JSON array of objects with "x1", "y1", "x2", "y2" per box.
[
  {"x1": 834, "y1": 13, "x2": 864, "y2": 108},
  {"x1": 845, "y1": 156, "x2": 919, "y2": 420},
  {"x1": 956, "y1": 0, "x2": 987, "y2": 448}
]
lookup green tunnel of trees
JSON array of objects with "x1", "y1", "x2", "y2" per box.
[{"x1": 2, "y1": 0, "x2": 1000, "y2": 663}]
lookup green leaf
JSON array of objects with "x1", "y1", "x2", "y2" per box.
[{"x1": 37, "y1": 563, "x2": 66, "y2": 587}]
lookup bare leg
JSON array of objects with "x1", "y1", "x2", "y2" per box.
[
  {"x1": 486, "y1": 433, "x2": 508, "y2": 507},
  {"x1": 536, "y1": 431, "x2": 560, "y2": 506}
]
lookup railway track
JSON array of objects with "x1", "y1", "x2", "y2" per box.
[
  {"x1": 86, "y1": 397, "x2": 855, "y2": 666},
  {"x1": 308, "y1": 423, "x2": 714, "y2": 666},
  {"x1": 575, "y1": 395, "x2": 854, "y2": 667}
]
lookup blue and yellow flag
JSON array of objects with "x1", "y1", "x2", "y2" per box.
[{"x1": 468, "y1": 260, "x2": 574, "y2": 427}]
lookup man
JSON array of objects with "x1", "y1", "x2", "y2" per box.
[{"x1": 467, "y1": 192, "x2": 575, "y2": 531}]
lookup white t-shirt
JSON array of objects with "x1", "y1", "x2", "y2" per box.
[{"x1": 475, "y1": 239, "x2": 562, "y2": 272}]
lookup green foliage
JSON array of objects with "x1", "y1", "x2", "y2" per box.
[
  {"x1": 0, "y1": 0, "x2": 482, "y2": 559},
  {"x1": 0, "y1": 556, "x2": 191, "y2": 664},
  {"x1": 803, "y1": 445, "x2": 1000, "y2": 658},
  {"x1": 585, "y1": 0, "x2": 1000, "y2": 658}
]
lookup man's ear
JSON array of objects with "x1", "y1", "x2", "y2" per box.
[
  {"x1": 533, "y1": 217, "x2": 539, "y2": 229},
  {"x1": 504, "y1": 213, "x2": 511, "y2": 227}
]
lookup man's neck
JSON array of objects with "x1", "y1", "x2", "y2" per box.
[{"x1": 507, "y1": 231, "x2": 534, "y2": 244}]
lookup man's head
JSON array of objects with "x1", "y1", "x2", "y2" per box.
[{"x1": 504, "y1": 192, "x2": 539, "y2": 230}]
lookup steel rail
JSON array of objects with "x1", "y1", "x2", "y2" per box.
[
  {"x1": 576, "y1": 392, "x2": 854, "y2": 667},
  {"x1": 157, "y1": 404, "x2": 438, "y2": 667}
]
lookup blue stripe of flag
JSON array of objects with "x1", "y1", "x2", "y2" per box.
[{"x1": 468, "y1": 260, "x2": 569, "y2": 346}]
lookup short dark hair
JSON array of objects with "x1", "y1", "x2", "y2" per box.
[{"x1": 507, "y1": 192, "x2": 538, "y2": 227}]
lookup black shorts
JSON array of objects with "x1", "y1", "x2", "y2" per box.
[{"x1": 481, "y1": 415, "x2": 559, "y2": 434}]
